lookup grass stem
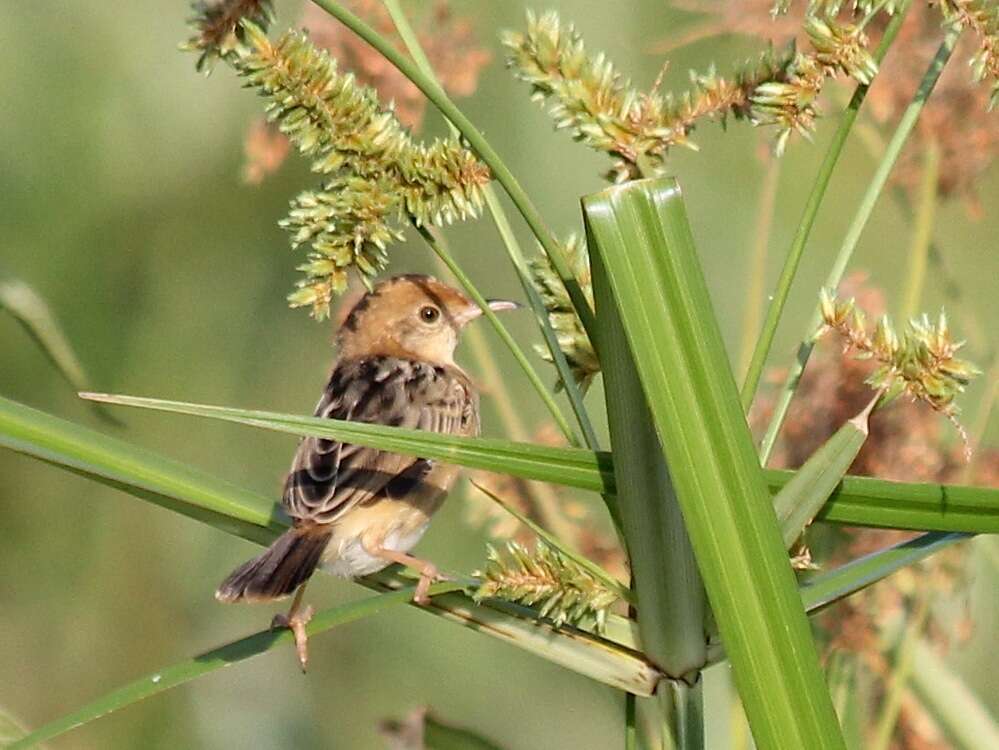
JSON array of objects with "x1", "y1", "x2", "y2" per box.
[
  {"x1": 901, "y1": 139, "x2": 941, "y2": 320},
  {"x1": 737, "y1": 155, "x2": 781, "y2": 384},
  {"x1": 382, "y1": 0, "x2": 601, "y2": 453},
  {"x1": 739, "y1": 3, "x2": 912, "y2": 412},
  {"x1": 758, "y1": 28, "x2": 961, "y2": 464}
]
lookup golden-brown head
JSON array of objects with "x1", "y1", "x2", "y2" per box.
[{"x1": 336, "y1": 274, "x2": 517, "y2": 364}]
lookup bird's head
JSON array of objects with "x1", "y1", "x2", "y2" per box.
[{"x1": 335, "y1": 274, "x2": 518, "y2": 365}]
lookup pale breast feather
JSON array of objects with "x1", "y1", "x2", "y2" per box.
[{"x1": 282, "y1": 356, "x2": 477, "y2": 525}]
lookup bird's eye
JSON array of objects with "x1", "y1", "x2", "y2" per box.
[{"x1": 419, "y1": 305, "x2": 441, "y2": 324}]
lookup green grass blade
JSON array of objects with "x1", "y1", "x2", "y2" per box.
[
  {"x1": 773, "y1": 397, "x2": 874, "y2": 548},
  {"x1": 0, "y1": 278, "x2": 116, "y2": 424},
  {"x1": 0, "y1": 395, "x2": 659, "y2": 696},
  {"x1": 6, "y1": 584, "x2": 461, "y2": 750},
  {"x1": 759, "y1": 28, "x2": 961, "y2": 464},
  {"x1": 739, "y1": 3, "x2": 911, "y2": 409},
  {"x1": 584, "y1": 177, "x2": 844, "y2": 749},
  {"x1": 0, "y1": 396, "x2": 282, "y2": 534},
  {"x1": 798, "y1": 532, "x2": 969, "y2": 614},
  {"x1": 79, "y1": 392, "x2": 615, "y2": 493},
  {"x1": 64, "y1": 393, "x2": 999, "y2": 534},
  {"x1": 766, "y1": 471, "x2": 999, "y2": 533}
]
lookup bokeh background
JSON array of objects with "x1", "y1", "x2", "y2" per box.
[{"x1": 2, "y1": 1, "x2": 997, "y2": 748}]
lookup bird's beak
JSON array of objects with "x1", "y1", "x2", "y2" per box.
[
  {"x1": 457, "y1": 298, "x2": 521, "y2": 324},
  {"x1": 486, "y1": 298, "x2": 521, "y2": 313}
]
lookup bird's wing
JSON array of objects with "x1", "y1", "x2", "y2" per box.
[{"x1": 282, "y1": 356, "x2": 477, "y2": 525}]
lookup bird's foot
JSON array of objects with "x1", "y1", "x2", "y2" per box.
[
  {"x1": 272, "y1": 603, "x2": 315, "y2": 672},
  {"x1": 413, "y1": 562, "x2": 451, "y2": 606}
]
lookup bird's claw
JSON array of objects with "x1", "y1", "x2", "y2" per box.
[
  {"x1": 413, "y1": 563, "x2": 447, "y2": 606},
  {"x1": 272, "y1": 604, "x2": 315, "y2": 672}
]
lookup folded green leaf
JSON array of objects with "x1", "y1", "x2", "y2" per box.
[
  {"x1": 593, "y1": 238, "x2": 708, "y2": 692},
  {"x1": 584, "y1": 176, "x2": 843, "y2": 749}
]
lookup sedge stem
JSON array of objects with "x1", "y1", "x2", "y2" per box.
[
  {"x1": 758, "y1": 27, "x2": 961, "y2": 465},
  {"x1": 740, "y1": 2, "x2": 912, "y2": 412}
]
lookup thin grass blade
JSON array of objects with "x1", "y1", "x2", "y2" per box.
[
  {"x1": 0, "y1": 396, "x2": 659, "y2": 695},
  {"x1": 798, "y1": 532, "x2": 970, "y2": 614},
  {"x1": 78, "y1": 392, "x2": 615, "y2": 493},
  {"x1": 0, "y1": 278, "x2": 116, "y2": 423},
  {"x1": 6, "y1": 584, "x2": 460, "y2": 750}
]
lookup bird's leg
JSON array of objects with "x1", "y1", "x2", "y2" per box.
[
  {"x1": 271, "y1": 584, "x2": 314, "y2": 672},
  {"x1": 370, "y1": 547, "x2": 446, "y2": 605}
]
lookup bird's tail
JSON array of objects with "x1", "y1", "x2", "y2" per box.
[{"x1": 215, "y1": 527, "x2": 332, "y2": 603}]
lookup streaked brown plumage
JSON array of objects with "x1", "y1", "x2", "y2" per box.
[{"x1": 215, "y1": 274, "x2": 517, "y2": 669}]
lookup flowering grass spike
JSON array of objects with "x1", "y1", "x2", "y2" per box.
[
  {"x1": 504, "y1": 9, "x2": 880, "y2": 173},
  {"x1": 230, "y1": 22, "x2": 490, "y2": 317},
  {"x1": 939, "y1": 0, "x2": 999, "y2": 109},
  {"x1": 528, "y1": 234, "x2": 599, "y2": 392},
  {"x1": 818, "y1": 289, "x2": 981, "y2": 449},
  {"x1": 473, "y1": 540, "x2": 620, "y2": 632},
  {"x1": 184, "y1": 5, "x2": 491, "y2": 319}
]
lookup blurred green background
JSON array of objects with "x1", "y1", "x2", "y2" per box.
[{"x1": 2, "y1": 1, "x2": 997, "y2": 748}]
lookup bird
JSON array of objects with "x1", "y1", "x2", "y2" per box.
[{"x1": 215, "y1": 274, "x2": 518, "y2": 670}]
